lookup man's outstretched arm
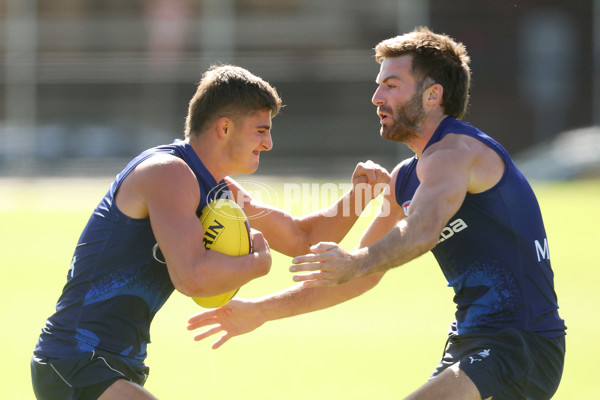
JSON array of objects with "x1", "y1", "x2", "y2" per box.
[{"x1": 186, "y1": 165, "x2": 405, "y2": 349}]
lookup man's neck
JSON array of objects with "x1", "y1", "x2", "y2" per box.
[
  {"x1": 187, "y1": 136, "x2": 230, "y2": 182},
  {"x1": 409, "y1": 113, "x2": 448, "y2": 158}
]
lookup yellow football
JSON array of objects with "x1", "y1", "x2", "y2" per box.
[{"x1": 192, "y1": 198, "x2": 252, "y2": 308}]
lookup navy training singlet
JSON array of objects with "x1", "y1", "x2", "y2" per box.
[
  {"x1": 395, "y1": 117, "x2": 566, "y2": 338},
  {"x1": 34, "y1": 140, "x2": 225, "y2": 367}
]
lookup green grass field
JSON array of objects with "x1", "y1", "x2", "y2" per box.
[{"x1": 1, "y1": 177, "x2": 598, "y2": 399}]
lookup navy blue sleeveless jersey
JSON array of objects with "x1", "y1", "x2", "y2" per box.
[
  {"x1": 395, "y1": 117, "x2": 565, "y2": 338},
  {"x1": 34, "y1": 140, "x2": 225, "y2": 367}
]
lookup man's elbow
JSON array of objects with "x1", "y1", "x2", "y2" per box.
[{"x1": 175, "y1": 277, "x2": 212, "y2": 298}]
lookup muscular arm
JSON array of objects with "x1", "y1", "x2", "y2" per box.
[
  {"x1": 117, "y1": 155, "x2": 271, "y2": 298},
  {"x1": 291, "y1": 133, "x2": 504, "y2": 285},
  {"x1": 187, "y1": 169, "x2": 403, "y2": 348},
  {"x1": 227, "y1": 160, "x2": 390, "y2": 257},
  {"x1": 361, "y1": 144, "x2": 470, "y2": 274},
  {"x1": 250, "y1": 169, "x2": 405, "y2": 319}
]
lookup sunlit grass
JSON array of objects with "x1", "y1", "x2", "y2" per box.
[{"x1": 2, "y1": 177, "x2": 597, "y2": 399}]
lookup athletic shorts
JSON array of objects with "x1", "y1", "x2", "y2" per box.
[
  {"x1": 431, "y1": 323, "x2": 565, "y2": 400},
  {"x1": 31, "y1": 351, "x2": 149, "y2": 400}
]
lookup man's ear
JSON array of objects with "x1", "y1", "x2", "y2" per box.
[
  {"x1": 424, "y1": 83, "x2": 443, "y2": 107},
  {"x1": 216, "y1": 117, "x2": 232, "y2": 139}
]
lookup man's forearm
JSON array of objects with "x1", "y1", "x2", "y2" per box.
[{"x1": 254, "y1": 274, "x2": 382, "y2": 322}]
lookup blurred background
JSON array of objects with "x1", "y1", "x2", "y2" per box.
[
  {"x1": 1, "y1": 0, "x2": 599, "y2": 179},
  {"x1": 2, "y1": 2, "x2": 599, "y2": 399}
]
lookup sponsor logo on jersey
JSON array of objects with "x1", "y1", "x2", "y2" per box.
[
  {"x1": 438, "y1": 218, "x2": 468, "y2": 243},
  {"x1": 534, "y1": 238, "x2": 550, "y2": 261},
  {"x1": 402, "y1": 200, "x2": 411, "y2": 216}
]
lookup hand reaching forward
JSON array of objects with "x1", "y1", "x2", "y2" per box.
[
  {"x1": 290, "y1": 242, "x2": 368, "y2": 287},
  {"x1": 187, "y1": 299, "x2": 266, "y2": 349}
]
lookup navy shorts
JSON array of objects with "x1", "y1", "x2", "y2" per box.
[
  {"x1": 431, "y1": 324, "x2": 565, "y2": 400},
  {"x1": 31, "y1": 351, "x2": 149, "y2": 400}
]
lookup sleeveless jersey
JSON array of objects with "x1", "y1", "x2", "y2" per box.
[
  {"x1": 34, "y1": 140, "x2": 225, "y2": 367},
  {"x1": 395, "y1": 117, "x2": 565, "y2": 338}
]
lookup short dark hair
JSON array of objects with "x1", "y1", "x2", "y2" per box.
[
  {"x1": 185, "y1": 65, "x2": 283, "y2": 138},
  {"x1": 375, "y1": 27, "x2": 471, "y2": 119}
]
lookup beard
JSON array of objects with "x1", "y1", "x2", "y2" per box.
[{"x1": 380, "y1": 88, "x2": 426, "y2": 143}]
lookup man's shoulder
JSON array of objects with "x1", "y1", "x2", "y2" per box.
[{"x1": 132, "y1": 155, "x2": 195, "y2": 190}]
